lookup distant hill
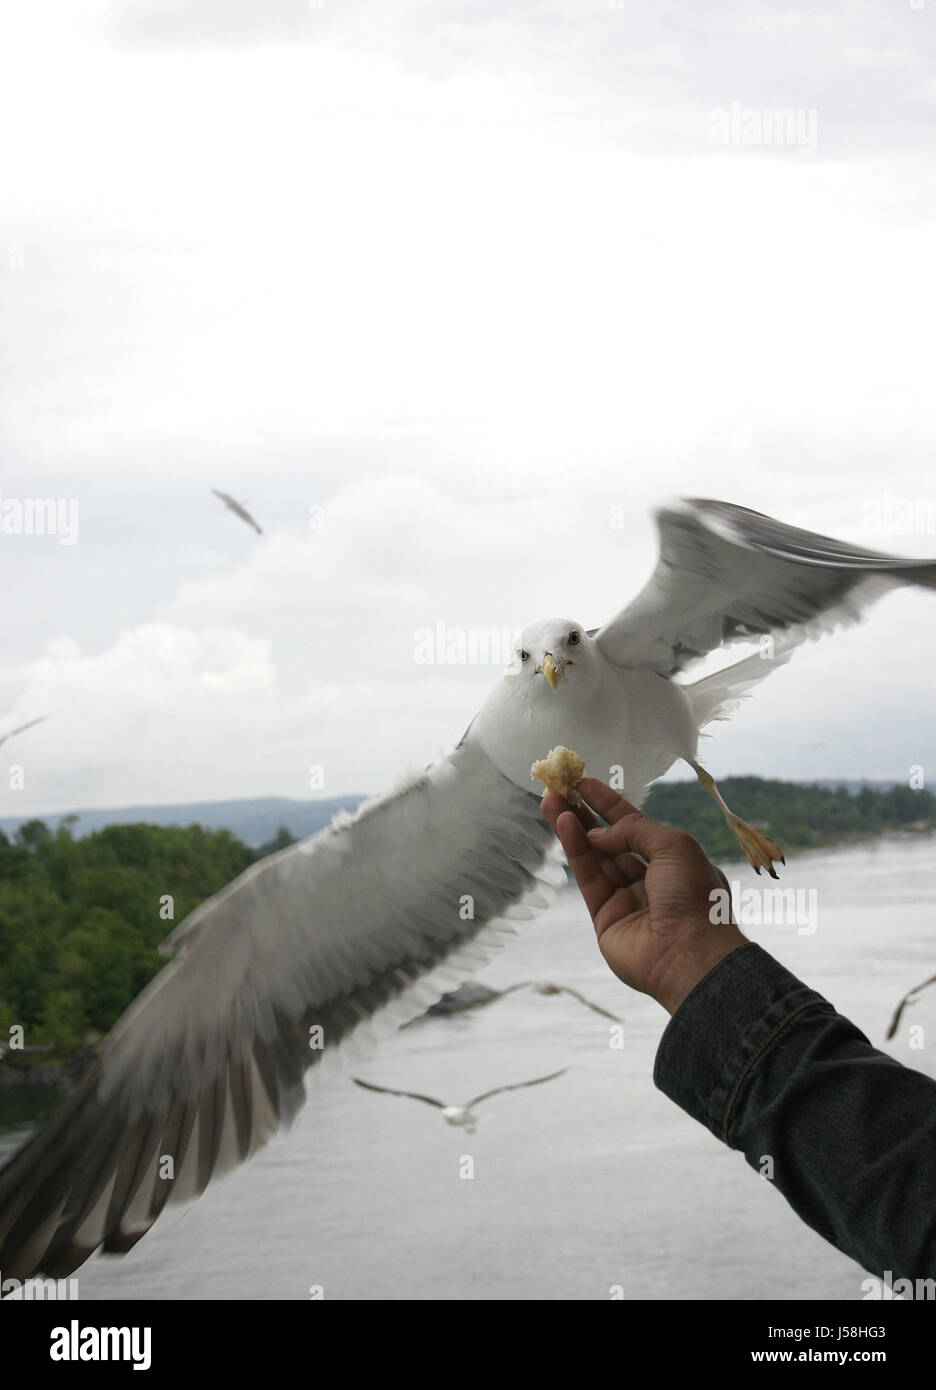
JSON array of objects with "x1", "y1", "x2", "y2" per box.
[
  {"x1": 0, "y1": 796, "x2": 365, "y2": 849},
  {"x1": 645, "y1": 777, "x2": 932, "y2": 859},
  {"x1": 0, "y1": 777, "x2": 927, "y2": 860},
  {"x1": 0, "y1": 775, "x2": 930, "y2": 1070}
]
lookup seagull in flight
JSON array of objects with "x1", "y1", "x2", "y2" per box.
[
  {"x1": 423, "y1": 980, "x2": 624, "y2": 1023},
  {"x1": 352, "y1": 1069, "x2": 567, "y2": 1133},
  {"x1": 1, "y1": 498, "x2": 934, "y2": 1281},
  {"x1": 0, "y1": 715, "x2": 48, "y2": 751},
  {"x1": 211, "y1": 489, "x2": 263, "y2": 535},
  {"x1": 885, "y1": 973, "x2": 936, "y2": 1041}
]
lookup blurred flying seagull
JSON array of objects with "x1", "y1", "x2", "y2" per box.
[
  {"x1": 0, "y1": 715, "x2": 48, "y2": 750},
  {"x1": 211, "y1": 489, "x2": 263, "y2": 535},
  {"x1": 2, "y1": 498, "x2": 935, "y2": 1281},
  {"x1": 352, "y1": 1069, "x2": 567, "y2": 1133},
  {"x1": 423, "y1": 980, "x2": 623, "y2": 1023},
  {"x1": 885, "y1": 973, "x2": 936, "y2": 1041}
]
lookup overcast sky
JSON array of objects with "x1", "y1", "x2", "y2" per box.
[{"x1": 1, "y1": 0, "x2": 935, "y2": 819}]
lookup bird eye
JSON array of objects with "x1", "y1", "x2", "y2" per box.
[
  {"x1": 567, "y1": 631, "x2": 580, "y2": 646},
  {"x1": 519, "y1": 650, "x2": 530, "y2": 663}
]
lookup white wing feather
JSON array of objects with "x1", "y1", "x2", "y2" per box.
[{"x1": 0, "y1": 737, "x2": 560, "y2": 1279}]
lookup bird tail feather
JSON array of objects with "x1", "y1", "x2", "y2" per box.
[{"x1": 684, "y1": 567, "x2": 912, "y2": 730}]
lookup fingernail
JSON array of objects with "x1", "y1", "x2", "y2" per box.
[{"x1": 586, "y1": 827, "x2": 605, "y2": 839}]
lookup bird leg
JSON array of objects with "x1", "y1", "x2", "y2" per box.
[{"x1": 690, "y1": 762, "x2": 785, "y2": 879}]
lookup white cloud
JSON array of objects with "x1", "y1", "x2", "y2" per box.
[
  {"x1": 0, "y1": 1, "x2": 934, "y2": 817},
  {"x1": 0, "y1": 613, "x2": 493, "y2": 814},
  {"x1": 1, "y1": 471, "x2": 932, "y2": 817}
]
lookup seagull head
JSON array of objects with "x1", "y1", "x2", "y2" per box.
[{"x1": 511, "y1": 619, "x2": 593, "y2": 693}]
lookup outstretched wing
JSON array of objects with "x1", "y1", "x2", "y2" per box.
[
  {"x1": 596, "y1": 498, "x2": 936, "y2": 675},
  {"x1": 552, "y1": 984, "x2": 623, "y2": 1023},
  {"x1": 211, "y1": 489, "x2": 262, "y2": 534},
  {"x1": 351, "y1": 1078, "x2": 445, "y2": 1109},
  {"x1": 474, "y1": 981, "x2": 623, "y2": 1023},
  {"x1": 468, "y1": 1068, "x2": 568, "y2": 1108},
  {"x1": 0, "y1": 740, "x2": 561, "y2": 1280},
  {"x1": 885, "y1": 973, "x2": 936, "y2": 1041},
  {"x1": 0, "y1": 714, "x2": 48, "y2": 750}
]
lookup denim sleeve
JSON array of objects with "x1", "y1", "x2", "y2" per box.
[{"x1": 653, "y1": 941, "x2": 936, "y2": 1281}]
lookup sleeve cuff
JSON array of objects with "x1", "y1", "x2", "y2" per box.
[{"x1": 653, "y1": 941, "x2": 834, "y2": 1143}]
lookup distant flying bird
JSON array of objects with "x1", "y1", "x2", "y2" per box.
[
  {"x1": 352, "y1": 1069, "x2": 568, "y2": 1133},
  {"x1": 422, "y1": 980, "x2": 623, "y2": 1023},
  {"x1": 2, "y1": 498, "x2": 935, "y2": 1283},
  {"x1": 885, "y1": 973, "x2": 936, "y2": 1041},
  {"x1": 0, "y1": 715, "x2": 48, "y2": 751},
  {"x1": 211, "y1": 489, "x2": 263, "y2": 535}
]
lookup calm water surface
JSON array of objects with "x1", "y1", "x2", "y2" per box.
[{"x1": 2, "y1": 835, "x2": 934, "y2": 1300}]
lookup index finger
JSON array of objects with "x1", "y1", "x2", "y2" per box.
[
  {"x1": 551, "y1": 810, "x2": 620, "y2": 923},
  {"x1": 576, "y1": 779, "x2": 644, "y2": 824},
  {"x1": 540, "y1": 790, "x2": 601, "y2": 833}
]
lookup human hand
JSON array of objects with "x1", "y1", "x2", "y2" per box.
[{"x1": 540, "y1": 778, "x2": 748, "y2": 1015}]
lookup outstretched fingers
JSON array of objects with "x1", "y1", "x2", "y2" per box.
[{"x1": 541, "y1": 789, "x2": 647, "y2": 917}]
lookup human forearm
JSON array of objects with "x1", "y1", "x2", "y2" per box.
[{"x1": 654, "y1": 942, "x2": 936, "y2": 1281}]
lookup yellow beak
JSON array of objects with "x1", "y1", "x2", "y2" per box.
[{"x1": 542, "y1": 653, "x2": 563, "y2": 692}]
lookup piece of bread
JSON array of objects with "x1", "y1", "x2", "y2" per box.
[{"x1": 530, "y1": 746, "x2": 586, "y2": 805}]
